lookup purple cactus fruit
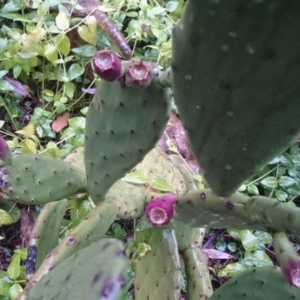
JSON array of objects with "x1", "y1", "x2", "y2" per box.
[
  {"x1": 0, "y1": 135, "x2": 11, "y2": 163},
  {"x1": 282, "y1": 259, "x2": 300, "y2": 287},
  {"x1": 125, "y1": 61, "x2": 153, "y2": 88},
  {"x1": 145, "y1": 194, "x2": 177, "y2": 226},
  {"x1": 92, "y1": 50, "x2": 122, "y2": 81}
]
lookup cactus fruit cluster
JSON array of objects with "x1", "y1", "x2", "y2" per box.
[{"x1": 3, "y1": 0, "x2": 300, "y2": 299}]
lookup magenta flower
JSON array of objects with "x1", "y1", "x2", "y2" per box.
[{"x1": 145, "y1": 194, "x2": 177, "y2": 226}]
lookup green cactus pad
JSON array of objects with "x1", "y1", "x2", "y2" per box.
[
  {"x1": 0, "y1": 154, "x2": 86, "y2": 204},
  {"x1": 210, "y1": 266, "x2": 300, "y2": 300},
  {"x1": 64, "y1": 147, "x2": 85, "y2": 171},
  {"x1": 85, "y1": 77, "x2": 170, "y2": 202},
  {"x1": 172, "y1": 221, "x2": 213, "y2": 299},
  {"x1": 135, "y1": 228, "x2": 181, "y2": 300},
  {"x1": 105, "y1": 180, "x2": 147, "y2": 219},
  {"x1": 25, "y1": 239, "x2": 128, "y2": 300},
  {"x1": 26, "y1": 200, "x2": 67, "y2": 280},
  {"x1": 246, "y1": 196, "x2": 300, "y2": 236},
  {"x1": 172, "y1": 0, "x2": 300, "y2": 196},
  {"x1": 134, "y1": 146, "x2": 186, "y2": 194},
  {"x1": 175, "y1": 189, "x2": 260, "y2": 229},
  {"x1": 184, "y1": 248, "x2": 213, "y2": 300}
]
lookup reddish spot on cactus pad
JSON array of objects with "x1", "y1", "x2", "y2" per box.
[{"x1": 145, "y1": 194, "x2": 177, "y2": 226}]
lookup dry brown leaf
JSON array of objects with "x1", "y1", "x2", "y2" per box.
[{"x1": 52, "y1": 112, "x2": 70, "y2": 133}]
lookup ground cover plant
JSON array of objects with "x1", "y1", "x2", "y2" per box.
[{"x1": 0, "y1": 0, "x2": 300, "y2": 299}]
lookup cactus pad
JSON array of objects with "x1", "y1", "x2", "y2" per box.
[
  {"x1": 135, "y1": 228, "x2": 181, "y2": 300},
  {"x1": 25, "y1": 239, "x2": 128, "y2": 300},
  {"x1": 0, "y1": 154, "x2": 86, "y2": 204},
  {"x1": 26, "y1": 200, "x2": 67, "y2": 280},
  {"x1": 172, "y1": 0, "x2": 300, "y2": 196},
  {"x1": 210, "y1": 266, "x2": 300, "y2": 300},
  {"x1": 84, "y1": 74, "x2": 170, "y2": 202}
]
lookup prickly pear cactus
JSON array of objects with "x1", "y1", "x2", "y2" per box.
[
  {"x1": 26, "y1": 200, "x2": 67, "y2": 280},
  {"x1": 172, "y1": 222, "x2": 213, "y2": 300},
  {"x1": 85, "y1": 72, "x2": 170, "y2": 202},
  {"x1": 210, "y1": 266, "x2": 300, "y2": 299},
  {"x1": 172, "y1": 0, "x2": 300, "y2": 196},
  {"x1": 0, "y1": 154, "x2": 86, "y2": 204},
  {"x1": 135, "y1": 228, "x2": 181, "y2": 300},
  {"x1": 25, "y1": 239, "x2": 128, "y2": 300}
]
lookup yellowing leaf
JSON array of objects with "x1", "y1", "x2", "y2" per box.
[
  {"x1": 86, "y1": 16, "x2": 97, "y2": 36},
  {"x1": 122, "y1": 170, "x2": 148, "y2": 184},
  {"x1": 24, "y1": 123, "x2": 35, "y2": 136},
  {"x1": 16, "y1": 123, "x2": 35, "y2": 137},
  {"x1": 25, "y1": 139, "x2": 37, "y2": 153},
  {"x1": 137, "y1": 243, "x2": 151, "y2": 257},
  {"x1": 78, "y1": 25, "x2": 96, "y2": 45},
  {"x1": 56, "y1": 34, "x2": 70, "y2": 56},
  {"x1": 149, "y1": 178, "x2": 175, "y2": 192},
  {"x1": 56, "y1": 11, "x2": 69, "y2": 31},
  {"x1": 0, "y1": 209, "x2": 13, "y2": 225},
  {"x1": 44, "y1": 44, "x2": 58, "y2": 63}
]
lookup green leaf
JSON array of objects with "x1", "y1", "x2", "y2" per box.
[
  {"x1": 7, "y1": 254, "x2": 20, "y2": 280},
  {"x1": 67, "y1": 63, "x2": 85, "y2": 81},
  {"x1": 0, "y1": 279, "x2": 11, "y2": 297},
  {"x1": 278, "y1": 176, "x2": 296, "y2": 187},
  {"x1": 0, "y1": 80, "x2": 13, "y2": 92},
  {"x1": 149, "y1": 7, "x2": 166, "y2": 15},
  {"x1": 149, "y1": 178, "x2": 174, "y2": 192},
  {"x1": 63, "y1": 82, "x2": 75, "y2": 99},
  {"x1": 70, "y1": 199, "x2": 93, "y2": 228},
  {"x1": 227, "y1": 228, "x2": 242, "y2": 240},
  {"x1": 218, "y1": 262, "x2": 247, "y2": 277},
  {"x1": 261, "y1": 176, "x2": 277, "y2": 188},
  {"x1": 215, "y1": 236, "x2": 226, "y2": 251},
  {"x1": 56, "y1": 34, "x2": 70, "y2": 56},
  {"x1": 44, "y1": 44, "x2": 58, "y2": 63},
  {"x1": 240, "y1": 230, "x2": 259, "y2": 252},
  {"x1": 227, "y1": 242, "x2": 237, "y2": 252},
  {"x1": 275, "y1": 189, "x2": 288, "y2": 202},
  {"x1": 78, "y1": 25, "x2": 96, "y2": 45},
  {"x1": 254, "y1": 231, "x2": 273, "y2": 245},
  {"x1": 247, "y1": 184, "x2": 259, "y2": 195},
  {"x1": 106, "y1": 223, "x2": 126, "y2": 239},
  {"x1": 0, "y1": 209, "x2": 13, "y2": 225},
  {"x1": 9, "y1": 283, "x2": 23, "y2": 299},
  {"x1": 2, "y1": 1, "x2": 24, "y2": 13},
  {"x1": 0, "y1": 70, "x2": 8, "y2": 79},
  {"x1": 122, "y1": 170, "x2": 148, "y2": 184},
  {"x1": 243, "y1": 250, "x2": 273, "y2": 267},
  {"x1": 68, "y1": 117, "x2": 85, "y2": 130},
  {"x1": 166, "y1": 1, "x2": 178, "y2": 12},
  {"x1": 238, "y1": 184, "x2": 247, "y2": 192},
  {"x1": 14, "y1": 248, "x2": 27, "y2": 261},
  {"x1": 71, "y1": 45, "x2": 96, "y2": 57}
]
